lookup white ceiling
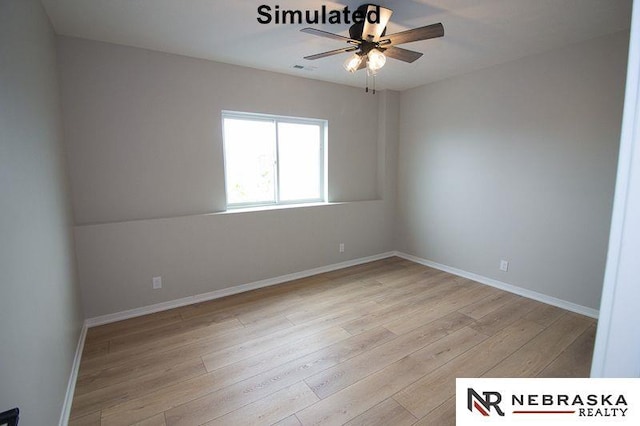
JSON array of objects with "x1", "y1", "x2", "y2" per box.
[{"x1": 41, "y1": 0, "x2": 632, "y2": 91}]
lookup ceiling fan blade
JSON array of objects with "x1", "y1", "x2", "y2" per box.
[
  {"x1": 361, "y1": 5, "x2": 393, "y2": 41},
  {"x1": 379, "y1": 23, "x2": 444, "y2": 46},
  {"x1": 304, "y1": 46, "x2": 358, "y2": 60},
  {"x1": 383, "y1": 46, "x2": 423, "y2": 63},
  {"x1": 300, "y1": 27, "x2": 360, "y2": 45}
]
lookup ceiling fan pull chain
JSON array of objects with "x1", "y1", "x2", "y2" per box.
[{"x1": 365, "y1": 71, "x2": 369, "y2": 93}]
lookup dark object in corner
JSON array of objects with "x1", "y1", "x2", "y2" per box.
[{"x1": 0, "y1": 408, "x2": 19, "y2": 426}]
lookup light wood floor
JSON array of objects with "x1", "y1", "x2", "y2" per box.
[{"x1": 69, "y1": 257, "x2": 596, "y2": 426}]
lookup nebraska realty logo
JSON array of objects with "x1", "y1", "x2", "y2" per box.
[
  {"x1": 457, "y1": 378, "x2": 639, "y2": 425},
  {"x1": 468, "y1": 388, "x2": 505, "y2": 416}
]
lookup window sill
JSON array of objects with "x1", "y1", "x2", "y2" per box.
[
  {"x1": 74, "y1": 200, "x2": 384, "y2": 227},
  {"x1": 220, "y1": 201, "x2": 342, "y2": 214}
]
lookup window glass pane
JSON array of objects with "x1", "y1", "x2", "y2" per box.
[
  {"x1": 223, "y1": 118, "x2": 276, "y2": 205},
  {"x1": 277, "y1": 122, "x2": 322, "y2": 202}
]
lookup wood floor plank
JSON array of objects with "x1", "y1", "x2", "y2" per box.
[
  {"x1": 107, "y1": 316, "x2": 244, "y2": 354},
  {"x1": 85, "y1": 309, "x2": 183, "y2": 344},
  {"x1": 202, "y1": 382, "x2": 318, "y2": 426},
  {"x1": 368, "y1": 275, "x2": 453, "y2": 308},
  {"x1": 81, "y1": 340, "x2": 110, "y2": 360},
  {"x1": 458, "y1": 291, "x2": 520, "y2": 320},
  {"x1": 286, "y1": 284, "x2": 387, "y2": 324},
  {"x1": 234, "y1": 296, "x2": 306, "y2": 325},
  {"x1": 369, "y1": 272, "x2": 459, "y2": 308},
  {"x1": 68, "y1": 411, "x2": 101, "y2": 426},
  {"x1": 283, "y1": 285, "x2": 390, "y2": 326},
  {"x1": 71, "y1": 258, "x2": 597, "y2": 426},
  {"x1": 201, "y1": 301, "x2": 382, "y2": 372},
  {"x1": 272, "y1": 415, "x2": 302, "y2": 426},
  {"x1": 177, "y1": 288, "x2": 301, "y2": 327},
  {"x1": 373, "y1": 264, "x2": 439, "y2": 285},
  {"x1": 176, "y1": 282, "x2": 301, "y2": 320},
  {"x1": 367, "y1": 266, "x2": 429, "y2": 286},
  {"x1": 340, "y1": 278, "x2": 467, "y2": 335},
  {"x1": 320, "y1": 259, "x2": 403, "y2": 282},
  {"x1": 522, "y1": 302, "x2": 568, "y2": 327},
  {"x1": 77, "y1": 316, "x2": 293, "y2": 392},
  {"x1": 411, "y1": 396, "x2": 455, "y2": 426},
  {"x1": 70, "y1": 358, "x2": 206, "y2": 419},
  {"x1": 297, "y1": 356, "x2": 425, "y2": 426},
  {"x1": 383, "y1": 284, "x2": 494, "y2": 335},
  {"x1": 483, "y1": 313, "x2": 592, "y2": 377},
  {"x1": 295, "y1": 326, "x2": 488, "y2": 426},
  {"x1": 163, "y1": 327, "x2": 395, "y2": 426},
  {"x1": 468, "y1": 296, "x2": 539, "y2": 336},
  {"x1": 105, "y1": 327, "x2": 395, "y2": 425},
  {"x1": 236, "y1": 278, "x2": 374, "y2": 325},
  {"x1": 200, "y1": 326, "x2": 352, "y2": 384},
  {"x1": 97, "y1": 327, "x2": 348, "y2": 424},
  {"x1": 343, "y1": 398, "x2": 417, "y2": 426},
  {"x1": 130, "y1": 413, "x2": 167, "y2": 426},
  {"x1": 234, "y1": 264, "x2": 408, "y2": 327},
  {"x1": 363, "y1": 267, "x2": 434, "y2": 290},
  {"x1": 394, "y1": 318, "x2": 546, "y2": 418},
  {"x1": 305, "y1": 311, "x2": 473, "y2": 399},
  {"x1": 537, "y1": 324, "x2": 596, "y2": 377}
]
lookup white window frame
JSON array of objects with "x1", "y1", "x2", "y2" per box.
[{"x1": 222, "y1": 111, "x2": 327, "y2": 209}]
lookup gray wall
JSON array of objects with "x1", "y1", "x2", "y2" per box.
[
  {"x1": 55, "y1": 27, "x2": 626, "y2": 319},
  {"x1": 0, "y1": 0, "x2": 83, "y2": 424},
  {"x1": 57, "y1": 37, "x2": 398, "y2": 318},
  {"x1": 396, "y1": 32, "x2": 628, "y2": 310},
  {"x1": 57, "y1": 37, "x2": 383, "y2": 225},
  {"x1": 74, "y1": 200, "x2": 393, "y2": 318}
]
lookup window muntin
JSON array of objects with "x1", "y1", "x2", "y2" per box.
[{"x1": 222, "y1": 112, "x2": 326, "y2": 208}]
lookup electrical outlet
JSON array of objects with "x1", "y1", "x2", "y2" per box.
[
  {"x1": 152, "y1": 276, "x2": 162, "y2": 289},
  {"x1": 499, "y1": 260, "x2": 509, "y2": 272},
  {"x1": 339, "y1": 243, "x2": 345, "y2": 253}
]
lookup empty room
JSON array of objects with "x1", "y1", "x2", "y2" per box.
[{"x1": 2, "y1": 0, "x2": 639, "y2": 425}]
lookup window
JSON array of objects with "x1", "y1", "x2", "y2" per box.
[{"x1": 222, "y1": 111, "x2": 326, "y2": 208}]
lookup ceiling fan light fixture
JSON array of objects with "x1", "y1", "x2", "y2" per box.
[
  {"x1": 301, "y1": 4, "x2": 445, "y2": 92},
  {"x1": 366, "y1": 48, "x2": 386, "y2": 72},
  {"x1": 343, "y1": 53, "x2": 363, "y2": 73}
]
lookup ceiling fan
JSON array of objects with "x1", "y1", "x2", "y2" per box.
[{"x1": 301, "y1": 3, "x2": 444, "y2": 92}]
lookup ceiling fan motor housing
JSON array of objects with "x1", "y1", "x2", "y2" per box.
[{"x1": 349, "y1": 4, "x2": 388, "y2": 41}]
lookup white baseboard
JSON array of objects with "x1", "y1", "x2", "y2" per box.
[
  {"x1": 85, "y1": 251, "x2": 397, "y2": 327},
  {"x1": 59, "y1": 323, "x2": 87, "y2": 426},
  {"x1": 394, "y1": 251, "x2": 599, "y2": 319}
]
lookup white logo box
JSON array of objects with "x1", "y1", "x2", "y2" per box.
[{"x1": 456, "y1": 378, "x2": 640, "y2": 425}]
